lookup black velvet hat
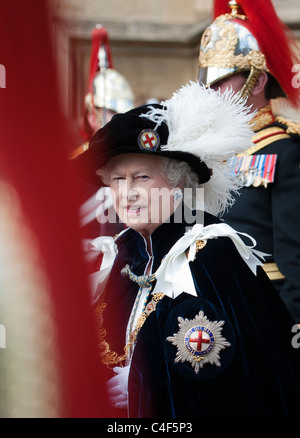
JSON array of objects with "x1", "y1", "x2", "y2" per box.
[
  {"x1": 76, "y1": 103, "x2": 211, "y2": 186},
  {"x1": 75, "y1": 82, "x2": 254, "y2": 216}
]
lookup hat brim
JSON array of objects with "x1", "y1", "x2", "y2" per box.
[
  {"x1": 75, "y1": 104, "x2": 211, "y2": 186},
  {"x1": 77, "y1": 145, "x2": 211, "y2": 187}
]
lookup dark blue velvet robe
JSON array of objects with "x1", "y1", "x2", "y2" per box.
[{"x1": 98, "y1": 209, "x2": 300, "y2": 418}]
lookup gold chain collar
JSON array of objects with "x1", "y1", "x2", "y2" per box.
[
  {"x1": 95, "y1": 292, "x2": 165, "y2": 367},
  {"x1": 95, "y1": 237, "x2": 207, "y2": 367}
]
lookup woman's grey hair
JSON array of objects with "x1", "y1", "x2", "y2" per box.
[
  {"x1": 160, "y1": 156, "x2": 200, "y2": 209},
  {"x1": 159, "y1": 156, "x2": 199, "y2": 191},
  {"x1": 97, "y1": 155, "x2": 199, "y2": 189}
]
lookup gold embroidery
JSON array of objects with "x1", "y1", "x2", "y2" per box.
[
  {"x1": 186, "y1": 239, "x2": 207, "y2": 260},
  {"x1": 195, "y1": 239, "x2": 207, "y2": 252},
  {"x1": 250, "y1": 104, "x2": 275, "y2": 132},
  {"x1": 276, "y1": 116, "x2": 300, "y2": 136}
]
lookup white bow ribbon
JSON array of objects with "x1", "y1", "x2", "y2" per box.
[
  {"x1": 88, "y1": 223, "x2": 268, "y2": 302},
  {"x1": 152, "y1": 223, "x2": 268, "y2": 299}
]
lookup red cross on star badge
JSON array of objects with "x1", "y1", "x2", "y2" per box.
[
  {"x1": 167, "y1": 310, "x2": 231, "y2": 374},
  {"x1": 188, "y1": 329, "x2": 211, "y2": 353}
]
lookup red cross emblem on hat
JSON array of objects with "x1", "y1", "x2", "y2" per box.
[{"x1": 137, "y1": 129, "x2": 160, "y2": 151}]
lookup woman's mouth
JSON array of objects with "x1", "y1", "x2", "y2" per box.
[{"x1": 125, "y1": 205, "x2": 143, "y2": 214}]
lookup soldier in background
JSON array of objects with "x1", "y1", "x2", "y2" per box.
[
  {"x1": 71, "y1": 25, "x2": 135, "y2": 240},
  {"x1": 198, "y1": 0, "x2": 300, "y2": 322}
]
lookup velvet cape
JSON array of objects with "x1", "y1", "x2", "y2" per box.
[{"x1": 97, "y1": 208, "x2": 300, "y2": 418}]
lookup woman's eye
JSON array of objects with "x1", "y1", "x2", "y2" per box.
[
  {"x1": 136, "y1": 175, "x2": 149, "y2": 180},
  {"x1": 111, "y1": 176, "x2": 125, "y2": 182}
]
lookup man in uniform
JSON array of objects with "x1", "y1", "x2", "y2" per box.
[
  {"x1": 71, "y1": 25, "x2": 135, "y2": 240},
  {"x1": 198, "y1": 0, "x2": 300, "y2": 322}
]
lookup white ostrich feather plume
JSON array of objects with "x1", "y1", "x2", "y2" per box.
[{"x1": 140, "y1": 81, "x2": 254, "y2": 216}]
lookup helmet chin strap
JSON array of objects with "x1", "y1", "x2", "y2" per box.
[{"x1": 239, "y1": 65, "x2": 261, "y2": 101}]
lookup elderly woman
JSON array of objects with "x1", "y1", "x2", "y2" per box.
[{"x1": 78, "y1": 82, "x2": 300, "y2": 418}]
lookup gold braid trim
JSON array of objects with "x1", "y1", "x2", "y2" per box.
[
  {"x1": 262, "y1": 262, "x2": 285, "y2": 281},
  {"x1": 276, "y1": 116, "x2": 300, "y2": 136},
  {"x1": 250, "y1": 104, "x2": 275, "y2": 132},
  {"x1": 250, "y1": 106, "x2": 300, "y2": 136}
]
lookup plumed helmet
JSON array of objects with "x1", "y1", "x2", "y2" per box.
[
  {"x1": 85, "y1": 68, "x2": 134, "y2": 114},
  {"x1": 198, "y1": 0, "x2": 300, "y2": 105},
  {"x1": 80, "y1": 25, "x2": 135, "y2": 141}
]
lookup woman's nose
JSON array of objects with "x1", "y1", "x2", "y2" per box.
[
  {"x1": 127, "y1": 187, "x2": 139, "y2": 201},
  {"x1": 120, "y1": 179, "x2": 140, "y2": 201}
]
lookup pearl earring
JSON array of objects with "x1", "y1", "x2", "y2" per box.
[{"x1": 173, "y1": 188, "x2": 183, "y2": 202}]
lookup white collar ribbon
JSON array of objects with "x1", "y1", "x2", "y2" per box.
[
  {"x1": 88, "y1": 223, "x2": 268, "y2": 302},
  {"x1": 151, "y1": 222, "x2": 268, "y2": 299}
]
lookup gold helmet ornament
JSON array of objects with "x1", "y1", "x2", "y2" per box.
[
  {"x1": 198, "y1": 0, "x2": 300, "y2": 105},
  {"x1": 81, "y1": 25, "x2": 134, "y2": 141}
]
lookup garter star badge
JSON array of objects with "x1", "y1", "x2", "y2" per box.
[
  {"x1": 137, "y1": 129, "x2": 160, "y2": 151},
  {"x1": 167, "y1": 310, "x2": 231, "y2": 374}
]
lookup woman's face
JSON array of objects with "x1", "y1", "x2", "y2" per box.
[{"x1": 106, "y1": 154, "x2": 179, "y2": 237}]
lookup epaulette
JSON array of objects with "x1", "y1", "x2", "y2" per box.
[
  {"x1": 275, "y1": 116, "x2": 300, "y2": 136},
  {"x1": 246, "y1": 126, "x2": 290, "y2": 155},
  {"x1": 245, "y1": 117, "x2": 300, "y2": 156}
]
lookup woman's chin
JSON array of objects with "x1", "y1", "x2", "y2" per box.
[{"x1": 124, "y1": 219, "x2": 159, "y2": 237}]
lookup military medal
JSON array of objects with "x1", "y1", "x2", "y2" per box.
[
  {"x1": 167, "y1": 310, "x2": 231, "y2": 374},
  {"x1": 252, "y1": 154, "x2": 265, "y2": 187},
  {"x1": 232, "y1": 154, "x2": 277, "y2": 188}
]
